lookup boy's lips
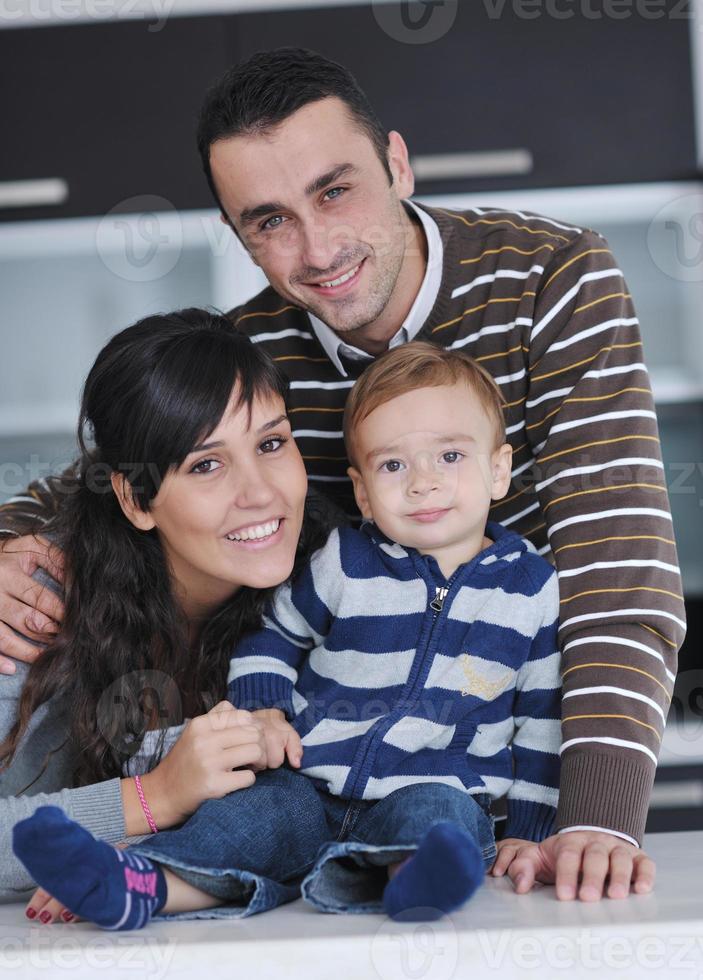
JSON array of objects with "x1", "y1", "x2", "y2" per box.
[{"x1": 407, "y1": 508, "x2": 450, "y2": 523}]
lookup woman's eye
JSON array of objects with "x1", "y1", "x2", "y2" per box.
[
  {"x1": 190, "y1": 458, "x2": 221, "y2": 475},
  {"x1": 441, "y1": 451, "x2": 463, "y2": 464},
  {"x1": 259, "y1": 436, "x2": 287, "y2": 454},
  {"x1": 381, "y1": 459, "x2": 404, "y2": 473}
]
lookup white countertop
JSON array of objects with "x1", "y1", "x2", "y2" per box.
[{"x1": 0, "y1": 831, "x2": 701, "y2": 979}]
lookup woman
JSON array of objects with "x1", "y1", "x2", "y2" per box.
[{"x1": 0, "y1": 307, "x2": 338, "y2": 921}]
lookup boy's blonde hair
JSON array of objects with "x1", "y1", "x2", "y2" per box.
[{"x1": 343, "y1": 340, "x2": 507, "y2": 467}]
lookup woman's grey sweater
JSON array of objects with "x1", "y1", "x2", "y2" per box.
[{"x1": 0, "y1": 560, "x2": 130, "y2": 900}]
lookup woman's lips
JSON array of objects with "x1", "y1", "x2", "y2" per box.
[
  {"x1": 303, "y1": 258, "x2": 366, "y2": 298},
  {"x1": 224, "y1": 518, "x2": 285, "y2": 550}
]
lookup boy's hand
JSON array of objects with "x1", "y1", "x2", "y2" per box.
[
  {"x1": 251, "y1": 708, "x2": 303, "y2": 770},
  {"x1": 489, "y1": 830, "x2": 655, "y2": 901}
]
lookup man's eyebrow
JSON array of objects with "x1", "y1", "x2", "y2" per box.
[
  {"x1": 238, "y1": 164, "x2": 358, "y2": 228},
  {"x1": 189, "y1": 415, "x2": 289, "y2": 453},
  {"x1": 366, "y1": 434, "x2": 477, "y2": 461},
  {"x1": 304, "y1": 163, "x2": 357, "y2": 197}
]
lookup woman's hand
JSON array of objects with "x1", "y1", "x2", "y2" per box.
[
  {"x1": 137, "y1": 701, "x2": 267, "y2": 829},
  {"x1": 250, "y1": 707, "x2": 303, "y2": 770}
]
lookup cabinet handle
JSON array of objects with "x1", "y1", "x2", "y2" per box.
[
  {"x1": 0, "y1": 179, "x2": 69, "y2": 209},
  {"x1": 411, "y1": 150, "x2": 533, "y2": 182}
]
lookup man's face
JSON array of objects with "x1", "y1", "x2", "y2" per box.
[
  {"x1": 209, "y1": 97, "x2": 416, "y2": 335},
  {"x1": 348, "y1": 384, "x2": 513, "y2": 575}
]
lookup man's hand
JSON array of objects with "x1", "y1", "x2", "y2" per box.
[
  {"x1": 489, "y1": 830, "x2": 656, "y2": 901},
  {"x1": 251, "y1": 707, "x2": 303, "y2": 770},
  {"x1": 0, "y1": 535, "x2": 65, "y2": 672}
]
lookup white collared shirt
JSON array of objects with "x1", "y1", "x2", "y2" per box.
[{"x1": 306, "y1": 199, "x2": 443, "y2": 378}]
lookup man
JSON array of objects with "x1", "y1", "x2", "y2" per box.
[{"x1": 0, "y1": 48, "x2": 684, "y2": 903}]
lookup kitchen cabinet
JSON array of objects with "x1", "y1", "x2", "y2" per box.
[
  {"x1": 1, "y1": 2, "x2": 698, "y2": 223},
  {"x1": 0, "y1": 16, "x2": 227, "y2": 221},
  {"x1": 232, "y1": 1, "x2": 698, "y2": 193}
]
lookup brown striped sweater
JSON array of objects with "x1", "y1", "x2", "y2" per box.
[
  {"x1": 0, "y1": 203, "x2": 684, "y2": 845},
  {"x1": 229, "y1": 202, "x2": 684, "y2": 845}
]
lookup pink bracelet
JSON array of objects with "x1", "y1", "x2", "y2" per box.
[{"x1": 133, "y1": 774, "x2": 158, "y2": 834}]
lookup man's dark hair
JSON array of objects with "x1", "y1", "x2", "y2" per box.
[{"x1": 196, "y1": 47, "x2": 392, "y2": 220}]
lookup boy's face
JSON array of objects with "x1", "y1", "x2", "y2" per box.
[{"x1": 348, "y1": 384, "x2": 513, "y2": 575}]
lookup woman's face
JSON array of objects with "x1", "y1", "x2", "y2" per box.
[{"x1": 121, "y1": 388, "x2": 308, "y2": 620}]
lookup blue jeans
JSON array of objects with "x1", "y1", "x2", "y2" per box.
[{"x1": 130, "y1": 765, "x2": 496, "y2": 920}]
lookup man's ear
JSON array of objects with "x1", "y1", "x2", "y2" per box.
[
  {"x1": 110, "y1": 472, "x2": 156, "y2": 532},
  {"x1": 347, "y1": 466, "x2": 373, "y2": 521},
  {"x1": 490, "y1": 444, "x2": 513, "y2": 501},
  {"x1": 387, "y1": 130, "x2": 415, "y2": 199}
]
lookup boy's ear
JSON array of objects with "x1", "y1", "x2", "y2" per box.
[
  {"x1": 347, "y1": 466, "x2": 373, "y2": 521},
  {"x1": 110, "y1": 472, "x2": 156, "y2": 532},
  {"x1": 490, "y1": 443, "x2": 513, "y2": 501}
]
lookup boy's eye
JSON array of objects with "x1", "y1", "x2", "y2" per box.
[
  {"x1": 190, "y1": 458, "x2": 221, "y2": 475},
  {"x1": 380, "y1": 459, "x2": 404, "y2": 473},
  {"x1": 259, "y1": 436, "x2": 288, "y2": 454},
  {"x1": 441, "y1": 451, "x2": 464, "y2": 464}
]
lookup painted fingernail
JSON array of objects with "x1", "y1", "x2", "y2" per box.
[
  {"x1": 61, "y1": 910, "x2": 74, "y2": 922},
  {"x1": 25, "y1": 907, "x2": 36, "y2": 920},
  {"x1": 39, "y1": 910, "x2": 51, "y2": 923}
]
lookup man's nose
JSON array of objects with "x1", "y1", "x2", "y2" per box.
[{"x1": 298, "y1": 217, "x2": 345, "y2": 272}]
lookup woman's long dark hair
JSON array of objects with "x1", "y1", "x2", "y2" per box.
[{"x1": 0, "y1": 309, "x2": 339, "y2": 786}]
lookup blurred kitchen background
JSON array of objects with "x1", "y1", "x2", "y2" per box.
[{"x1": 1, "y1": 0, "x2": 702, "y2": 831}]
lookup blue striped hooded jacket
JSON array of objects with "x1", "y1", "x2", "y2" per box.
[{"x1": 227, "y1": 519, "x2": 561, "y2": 842}]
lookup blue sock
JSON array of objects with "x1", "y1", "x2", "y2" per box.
[
  {"x1": 383, "y1": 821, "x2": 484, "y2": 922},
  {"x1": 12, "y1": 806, "x2": 167, "y2": 930}
]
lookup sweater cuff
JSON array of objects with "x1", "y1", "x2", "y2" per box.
[
  {"x1": 555, "y1": 750, "x2": 654, "y2": 846},
  {"x1": 228, "y1": 673, "x2": 296, "y2": 720},
  {"x1": 67, "y1": 777, "x2": 126, "y2": 844},
  {"x1": 505, "y1": 799, "x2": 556, "y2": 842}
]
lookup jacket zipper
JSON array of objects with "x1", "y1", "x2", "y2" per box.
[{"x1": 344, "y1": 570, "x2": 459, "y2": 801}]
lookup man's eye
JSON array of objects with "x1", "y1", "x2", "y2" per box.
[
  {"x1": 190, "y1": 458, "x2": 221, "y2": 475},
  {"x1": 441, "y1": 451, "x2": 463, "y2": 464},
  {"x1": 324, "y1": 187, "x2": 345, "y2": 201},
  {"x1": 259, "y1": 436, "x2": 288, "y2": 454},
  {"x1": 261, "y1": 215, "x2": 286, "y2": 232},
  {"x1": 381, "y1": 459, "x2": 404, "y2": 473}
]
